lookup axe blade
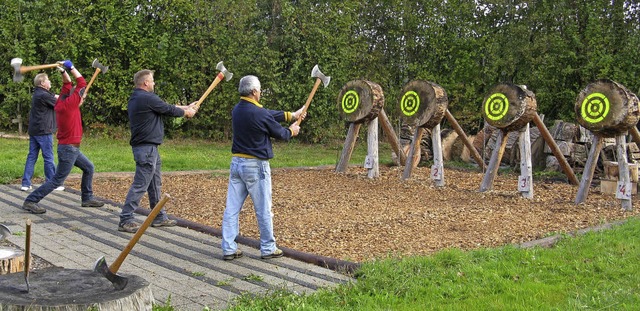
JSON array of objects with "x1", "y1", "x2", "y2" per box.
[
  {"x1": 11, "y1": 58, "x2": 24, "y2": 82},
  {"x1": 311, "y1": 64, "x2": 330, "y2": 88},
  {"x1": 0, "y1": 224, "x2": 10, "y2": 242},
  {"x1": 216, "y1": 61, "x2": 233, "y2": 81},
  {"x1": 91, "y1": 58, "x2": 109, "y2": 74},
  {"x1": 93, "y1": 256, "x2": 128, "y2": 290}
]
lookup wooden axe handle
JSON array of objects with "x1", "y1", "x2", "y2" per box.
[
  {"x1": 82, "y1": 68, "x2": 102, "y2": 100},
  {"x1": 20, "y1": 63, "x2": 61, "y2": 73},
  {"x1": 24, "y1": 219, "x2": 32, "y2": 277},
  {"x1": 109, "y1": 194, "x2": 171, "y2": 273},
  {"x1": 194, "y1": 72, "x2": 225, "y2": 109},
  {"x1": 294, "y1": 78, "x2": 322, "y2": 126}
]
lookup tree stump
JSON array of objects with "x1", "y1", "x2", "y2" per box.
[
  {"x1": 398, "y1": 80, "x2": 448, "y2": 129},
  {"x1": 0, "y1": 248, "x2": 25, "y2": 275},
  {"x1": 337, "y1": 80, "x2": 384, "y2": 124},
  {"x1": 575, "y1": 79, "x2": 640, "y2": 137},
  {"x1": 482, "y1": 83, "x2": 537, "y2": 132},
  {"x1": 0, "y1": 267, "x2": 154, "y2": 311}
]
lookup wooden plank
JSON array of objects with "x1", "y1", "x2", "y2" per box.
[
  {"x1": 367, "y1": 118, "x2": 379, "y2": 179},
  {"x1": 519, "y1": 124, "x2": 533, "y2": 199}
]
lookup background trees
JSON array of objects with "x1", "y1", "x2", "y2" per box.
[{"x1": 1, "y1": 0, "x2": 638, "y2": 142}]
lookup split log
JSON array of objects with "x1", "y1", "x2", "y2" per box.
[
  {"x1": 482, "y1": 83, "x2": 537, "y2": 132},
  {"x1": 0, "y1": 248, "x2": 25, "y2": 275},
  {"x1": 575, "y1": 79, "x2": 640, "y2": 137},
  {"x1": 398, "y1": 80, "x2": 448, "y2": 129},
  {"x1": 337, "y1": 80, "x2": 384, "y2": 124}
]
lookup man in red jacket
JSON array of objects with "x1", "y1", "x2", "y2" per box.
[{"x1": 22, "y1": 60, "x2": 104, "y2": 214}]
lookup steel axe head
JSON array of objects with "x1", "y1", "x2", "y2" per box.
[
  {"x1": 311, "y1": 64, "x2": 330, "y2": 88},
  {"x1": 216, "y1": 61, "x2": 233, "y2": 81},
  {"x1": 92, "y1": 58, "x2": 109, "y2": 74},
  {"x1": 11, "y1": 58, "x2": 24, "y2": 82},
  {"x1": 93, "y1": 256, "x2": 128, "y2": 290},
  {"x1": 0, "y1": 224, "x2": 10, "y2": 241}
]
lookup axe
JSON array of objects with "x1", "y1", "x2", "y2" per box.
[
  {"x1": 294, "y1": 64, "x2": 330, "y2": 126},
  {"x1": 0, "y1": 224, "x2": 10, "y2": 242},
  {"x1": 94, "y1": 194, "x2": 171, "y2": 290},
  {"x1": 193, "y1": 61, "x2": 233, "y2": 109},
  {"x1": 82, "y1": 58, "x2": 109, "y2": 100},
  {"x1": 11, "y1": 58, "x2": 64, "y2": 82}
]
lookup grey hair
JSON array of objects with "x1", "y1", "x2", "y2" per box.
[
  {"x1": 133, "y1": 69, "x2": 154, "y2": 87},
  {"x1": 238, "y1": 75, "x2": 261, "y2": 96},
  {"x1": 34, "y1": 73, "x2": 48, "y2": 87}
]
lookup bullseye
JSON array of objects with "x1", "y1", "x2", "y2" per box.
[
  {"x1": 400, "y1": 91, "x2": 420, "y2": 117},
  {"x1": 341, "y1": 90, "x2": 359, "y2": 114},
  {"x1": 484, "y1": 93, "x2": 509, "y2": 121},
  {"x1": 581, "y1": 92, "x2": 610, "y2": 124}
]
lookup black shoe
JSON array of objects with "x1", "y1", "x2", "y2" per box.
[
  {"x1": 223, "y1": 250, "x2": 244, "y2": 261},
  {"x1": 261, "y1": 248, "x2": 284, "y2": 259},
  {"x1": 22, "y1": 201, "x2": 46, "y2": 214},
  {"x1": 82, "y1": 199, "x2": 104, "y2": 207},
  {"x1": 152, "y1": 219, "x2": 177, "y2": 227}
]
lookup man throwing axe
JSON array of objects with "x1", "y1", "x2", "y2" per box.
[
  {"x1": 118, "y1": 70, "x2": 198, "y2": 233},
  {"x1": 221, "y1": 75, "x2": 305, "y2": 260}
]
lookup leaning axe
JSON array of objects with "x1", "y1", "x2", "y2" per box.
[
  {"x1": 10, "y1": 58, "x2": 64, "y2": 82},
  {"x1": 0, "y1": 224, "x2": 10, "y2": 241},
  {"x1": 82, "y1": 58, "x2": 109, "y2": 100},
  {"x1": 94, "y1": 194, "x2": 171, "y2": 290},
  {"x1": 193, "y1": 61, "x2": 233, "y2": 109},
  {"x1": 293, "y1": 64, "x2": 331, "y2": 126}
]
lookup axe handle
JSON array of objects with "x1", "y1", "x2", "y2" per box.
[
  {"x1": 294, "y1": 78, "x2": 322, "y2": 126},
  {"x1": 24, "y1": 219, "x2": 32, "y2": 280},
  {"x1": 82, "y1": 68, "x2": 102, "y2": 100},
  {"x1": 194, "y1": 72, "x2": 225, "y2": 109},
  {"x1": 20, "y1": 63, "x2": 61, "y2": 73},
  {"x1": 109, "y1": 194, "x2": 171, "y2": 273}
]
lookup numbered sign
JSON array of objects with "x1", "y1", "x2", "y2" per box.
[
  {"x1": 431, "y1": 165, "x2": 443, "y2": 181},
  {"x1": 616, "y1": 181, "x2": 633, "y2": 200},
  {"x1": 518, "y1": 175, "x2": 532, "y2": 192},
  {"x1": 364, "y1": 155, "x2": 374, "y2": 169}
]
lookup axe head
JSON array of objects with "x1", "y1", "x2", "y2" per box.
[
  {"x1": 216, "y1": 61, "x2": 233, "y2": 81},
  {"x1": 0, "y1": 224, "x2": 10, "y2": 241},
  {"x1": 92, "y1": 58, "x2": 109, "y2": 74},
  {"x1": 311, "y1": 64, "x2": 330, "y2": 88},
  {"x1": 11, "y1": 58, "x2": 23, "y2": 82},
  {"x1": 93, "y1": 256, "x2": 128, "y2": 290}
]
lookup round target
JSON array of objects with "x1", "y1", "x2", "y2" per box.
[
  {"x1": 400, "y1": 91, "x2": 420, "y2": 117},
  {"x1": 580, "y1": 92, "x2": 610, "y2": 124},
  {"x1": 341, "y1": 90, "x2": 360, "y2": 114},
  {"x1": 484, "y1": 93, "x2": 509, "y2": 121}
]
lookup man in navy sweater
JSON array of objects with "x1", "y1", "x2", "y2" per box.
[
  {"x1": 221, "y1": 75, "x2": 305, "y2": 260},
  {"x1": 118, "y1": 69, "x2": 197, "y2": 233}
]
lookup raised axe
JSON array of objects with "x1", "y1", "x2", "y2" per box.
[
  {"x1": 11, "y1": 58, "x2": 64, "y2": 82},
  {"x1": 82, "y1": 58, "x2": 109, "y2": 100},
  {"x1": 293, "y1": 64, "x2": 331, "y2": 126},
  {"x1": 193, "y1": 61, "x2": 233, "y2": 109},
  {"x1": 24, "y1": 219, "x2": 32, "y2": 293},
  {"x1": 94, "y1": 194, "x2": 171, "y2": 290},
  {"x1": 0, "y1": 224, "x2": 10, "y2": 241}
]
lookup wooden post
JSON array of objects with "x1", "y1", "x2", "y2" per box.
[
  {"x1": 480, "y1": 130, "x2": 508, "y2": 192},
  {"x1": 518, "y1": 123, "x2": 533, "y2": 199},
  {"x1": 366, "y1": 118, "x2": 379, "y2": 178},
  {"x1": 431, "y1": 124, "x2": 445, "y2": 187},
  {"x1": 402, "y1": 127, "x2": 425, "y2": 180},
  {"x1": 335, "y1": 123, "x2": 362, "y2": 173},
  {"x1": 616, "y1": 133, "x2": 633, "y2": 211},
  {"x1": 630, "y1": 127, "x2": 640, "y2": 146},
  {"x1": 575, "y1": 135, "x2": 604, "y2": 204},
  {"x1": 445, "y1": 109, "x2": 485, "y2": 170},
  {"x1": 378, "y1": 109, "x2": 406, "y2": 166},
  {"x1": 532, "y1": 113, "x2": 579, "y2": 185}
]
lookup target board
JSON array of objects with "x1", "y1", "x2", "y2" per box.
[
  {"x1": 398, "y1": 80, "x2": 448, "y2": 129},
  {"x1": 337, "y1": 80, "x2": 385, "y2": 123},
  {"x1": 482, "y1": 83, "x2": 537, "y2": 132},
  {"x1": 575, "y1": 79, "x2": 640, "y2": 137}
]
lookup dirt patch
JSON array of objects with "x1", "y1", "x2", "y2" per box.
[{"x1": 66, "y1": 166, "x2": 639, "y2": 262}]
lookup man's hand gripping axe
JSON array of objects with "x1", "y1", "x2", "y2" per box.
[
  {"x1": 194, "y1": 61, "x2": 233, "y2": 109},
  {"x1": 294, "y1": 64, "x2": 331, "y2": 126},
  {"x1": 83, "y1": 58, "x2": 109, "y2": 100},
  {"x1": 93, "y1": 194, "x2": 171, "y2": 290}
]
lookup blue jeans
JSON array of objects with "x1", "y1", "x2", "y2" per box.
[
  {"x1": 25, "y1": 144, "x2": 95, "y2": 203},
  {"x1": 22, "y1": 134, "x2": 56, "y2": 187},
  {"x1": 120, "y1": 145, "x2": 166, "y2": 225},
  {"x1": 222, "y1": 157, "x2": 276, "y2": 256}
]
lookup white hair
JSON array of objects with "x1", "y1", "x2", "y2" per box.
[{"x1": 238, "y1": 75, "x2": 261, "y2": 96}]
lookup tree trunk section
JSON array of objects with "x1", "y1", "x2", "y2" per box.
[
  {"x1": 482, "y1": 83, "x2": 537, "y2": 132},
  {"x1": 398, "y1": 80, "x2": 448, "y2": 129},
  {"x1": 0, "y1": 249, "x2": 25, "y2": 275},
  {"x1": 575, "y1": 79, "x2": 640, "y2": 137},
  {"x1": 337, "y1": 80, "x2": 385, "y2": 124}
]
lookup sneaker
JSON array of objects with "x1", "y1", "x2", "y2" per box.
[
  {"x1": 152, "y1": 219, "x2": 177, "y2": 227},
  {"x1": 118, "y1": 222, "x2": 141, "y2": 233},
  {"x1": 223, "y1": 250, "x2": 244, "y2": 261},
  {"x1": 261, "y1": 248, "x2": 284, "y2": 259},
  {"x1": 22, "y1": 201, "x2": 46, "y2": 214},
  {"x1": 81, "y1": 199, "x2": 104, "y2": 207},
  {"x1": 20, "y1": 186, "x2": 32, "y2": 191},
  {"x1": 54, "y1": 186, "x2": 65, "y2": 191}
]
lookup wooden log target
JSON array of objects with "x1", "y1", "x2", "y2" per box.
[
  {"x1": 482, "y1": 83, "x2": 537, "y2": 132},
  {"x1": 337, "y1": 80, "x2": 384, "y2": 123},
  {"x1": 398, "y1": 80, "x2": 448, "y2": 129},
  {"x1": 574, "y1": 79, "x2": 640, "y2": 138}
]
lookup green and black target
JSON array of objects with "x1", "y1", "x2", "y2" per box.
[
  {"x1": 398, "y1": 80, "x2": 448, "y2": 129},
  {"x1": 481, "y1": 83, "x2": 537, "y2": 132},
  {"x1": 574, "y1": 79, "x2": 640, "y2": 137},
  {"x1": 337, "y1": 80, "x2": 385, "y2": 123}
]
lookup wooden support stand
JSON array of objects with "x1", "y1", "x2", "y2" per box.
[
  {"x1": 480, "y1": 129, "x2": 508, "y2": 192},
  {"x1": 532, "y1": 113, "x2": 579, "y2": 185},
  {"x1": 518, "y1": 124, "x2": 534, "y2": 198}
]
